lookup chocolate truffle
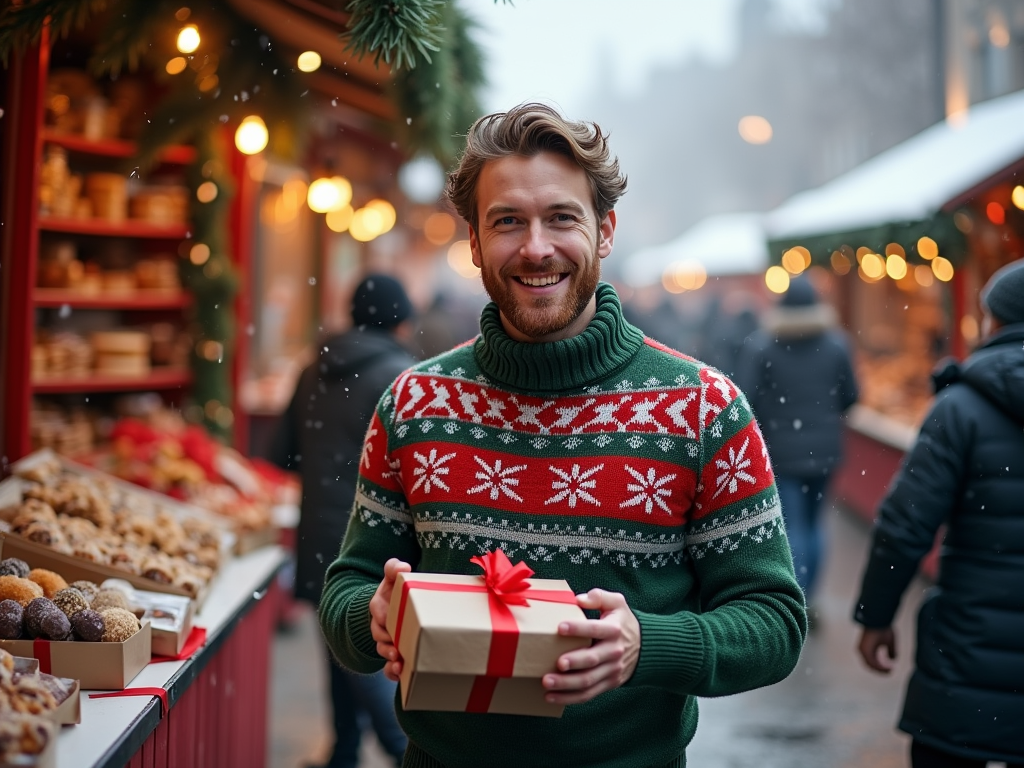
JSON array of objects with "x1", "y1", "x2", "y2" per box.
[
  {"x1": 38, "y1": 609, "x2": 70, "y2": 641},
  {"x1": 24, "y1": 597, "x2": 60, "y2": 638},
  {"x1": 0, "y1": 558, "x2": 29, "y2": 578},
  {"x1": 0, "y1": 600, "x2": 23, "y2": 640},
  {"x1": 98, "y1": 608, "x2": 140, "y2": 643},
  {"x1": 69, "y1": 580, "x2": 99, "y2": 604},
  {"x1": 26, "y1": 568, "x2": 69, "y2": 600},
  {"x1": 0, "y1": 576, "x2": 44, "y2": 608},
  {"x1": 70, "y1": 609, "x2": 104, "y2": 643},
  {"x1": 52, "y1": 588, "x2": 89, "y2": 619},
  {"x1": 91, "y1": 588, "x2": 130, "y2": 613}
]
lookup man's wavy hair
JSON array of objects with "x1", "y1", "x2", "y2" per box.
[{"x1": 445, "y1": 103, "x2": 627, "y2": 231}]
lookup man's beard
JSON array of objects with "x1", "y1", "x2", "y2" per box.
[{"x1": 480, "y1": 252, "x2": 601, "y2": 339}]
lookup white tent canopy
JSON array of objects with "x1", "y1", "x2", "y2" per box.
[
  {"x1": 621, "y1": 212, "x2": 768, "y2": 287},
  {"x1": 765, "y1": 89, "x2": 1024, "y2": 242}
]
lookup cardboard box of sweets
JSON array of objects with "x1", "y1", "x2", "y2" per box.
[
  {"x1": 0, "y1": 622, "x2": 150, "y2": 691},
  {"x1": 385, "y1": 557, "x2": 589, "y2": 718},
  {"x1": 10, "y1": 656, "x2": 81, "y2": 726}
]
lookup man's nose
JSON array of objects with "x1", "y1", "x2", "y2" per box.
[{"x1": 520, "y1": 220, "x2": 555, "y2": 259}]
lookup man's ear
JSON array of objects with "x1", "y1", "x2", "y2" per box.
[
  {"x1": 468, "y1": 225, "x2": 482, "y2": 268},
  {"x1": 598, "y1": 210, "x2": 616, "y2": 259}
]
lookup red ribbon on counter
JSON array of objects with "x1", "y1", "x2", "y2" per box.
[
  {"x1": 151, "y1": 626, "x2": 207, "y2": 663},
  {"x1": 90, "y1": 687, "x2": 169, "y2": 717},
  {"x1": 32, "y1": 639, "x2": 52, "y2": 675},
  {"x1": 392, "y1": 549, "x2": 578, "y2": 714}
]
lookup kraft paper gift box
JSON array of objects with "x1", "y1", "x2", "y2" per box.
[{"x1": 385, "y1": 550, "x2": 590, "y2": 718}]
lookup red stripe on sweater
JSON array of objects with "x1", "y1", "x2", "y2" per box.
[
  {"x1": 390, "y1": 374, "x2": 705, "y2": 438},
  {"x1": 643, "y1": 337, "x2": 699, "y2": 363},
  {"x1": 694, "y1": 421, "x2": 775, "y2": 521},
  {"x1": 386, "y1": 442, "x2": 695, "y2": 527}
]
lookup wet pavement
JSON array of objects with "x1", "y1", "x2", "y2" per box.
[{"x1": 269, "y1": 506, "x2": 931, "y2": 768}]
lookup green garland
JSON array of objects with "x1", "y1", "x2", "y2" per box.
[{"x1": 0, "y1": 0, "x2": 487, "y2": 440}]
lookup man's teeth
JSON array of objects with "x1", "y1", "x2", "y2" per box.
[{"x1": 518, "y1": 275, "x2": 562, "y2": 286}]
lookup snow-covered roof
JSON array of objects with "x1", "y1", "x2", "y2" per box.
[
  {"x1": 622, "y1": 212, "x2": 768, "y2": 287},
  {"x1": 765, "y1": 89, "x2": 1024, "y2": 242}
]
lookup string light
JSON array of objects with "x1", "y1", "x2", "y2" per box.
[
  {"x1": 307, "y1": 176, "x2": 352, "y2": 213},
  {"x1": 176, "y1": 24, "x2": 200, "y2": 54},
  {"x1": 297, "y1": 51, "x2": 322, "y2": 72},
  {"x1": 234, "y1": 116, "x2": 268, "y2": 155}
]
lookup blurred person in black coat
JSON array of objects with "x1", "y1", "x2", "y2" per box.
[
  {"x1": 854, "y1": 259, "x2": 1024, "y2": 768},
  {"x1": 271, "y1": 274, "x2": 416, "y2": 768},
  {"x1": 734, "y1": 276, "x2": 858, "y2": 604}
]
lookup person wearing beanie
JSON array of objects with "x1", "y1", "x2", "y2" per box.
[
  {"x1": 735, "y1": 275, "x2": 859, "y2": 609},
  {"x1": 318, "y1": 104, "x2": 805, "y2": 768},
  {"x1": 855, "y1": 258, "x2": 1024, "y2": 768},
  {"x1": 270, "y1": 273, "x2": 417, "y2": 768}
]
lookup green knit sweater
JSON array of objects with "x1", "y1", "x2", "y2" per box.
[{"x1": 319, "y1": 284, "x2": 806, "y2": 768}]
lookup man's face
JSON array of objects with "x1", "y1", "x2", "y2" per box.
[{"x1": 468, "y1": 152, "x2": 616, "y2": 342}]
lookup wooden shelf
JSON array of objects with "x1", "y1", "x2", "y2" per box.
[
  {"x1": 34, "y1": 289, "x2": 189, "y2": 310},
  {"x1": 41, "y1": 130, "x2": 196, "y2": 164},
  {"x1": 32, "y1": 368, "x2": 192, "y2": 394},
  {"x1": 38, "y1": 217, "x2": 190, "y2": 239}
]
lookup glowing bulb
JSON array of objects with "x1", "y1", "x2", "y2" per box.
[
  {"x1": 234, "y1": 115, "x2": 268, "y2": 155},
  {"x1": 860, "y1": 253, "x2": 885, "y2": 279},
  {"x1": 738, "y1": 115, "x2": 773, "y2": 145},
  {"x1": 365, "y1": 199, "x2": 396, "y2": 234},
  {"x1": 297, "y1": 51, "x2": 322, "y2": 72},
  {"x1": 447, "y1": 240, "x2": 479, "y2": 278},
  {"x1": 176, "y1": 25, "x2": 200, "y2": 54},
  {"x1": 326, "y1": 205, "x2": 354, "y2": 233},
  {"x1": 917, "y1": 236, "x2": 938, "y2": 260},
  {"x1": 931, "y1": 256, "x2": 954, "y2": 282},
  {"x1": 765, "y1": 265, "x2": 790, "y2": 294},
  {"x1": 424, "y1": 212, "x2": 456, "y2": 245},
  {"x1": 885, "y1": 254, "x2": 908, "y2": 280},
  {"x1": 349, "y1": 207, "x2": 384, "y2": 241},
  {"x1": 1012, "y1": 186, "x2": 1024, "y2": 211},
  {"x1": 165, "y1": 57, "x2": 187, "y2": 75}
]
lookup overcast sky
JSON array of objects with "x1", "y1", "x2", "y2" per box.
[{"x1": 460, "y1": 0, "x2": 743, "y2": 115}]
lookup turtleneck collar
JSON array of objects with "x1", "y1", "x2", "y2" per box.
[{"x1": 474, "y1": 283, "x2": 645, "y2": 392}]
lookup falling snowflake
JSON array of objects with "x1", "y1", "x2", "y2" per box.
[
  {"x1": 545, "y1": 463, "x2": 604, "y2": 509},
  {"x1": 620, "y1": 465, "x2": 677, "y2": 515},
  {"x1": 411, "y1": 448, "x2": 456, "y2": 494},
  {"x1": 713, "y1": 437, "x2": 757, "y2": 498},
  {"x1": 467, "y1": 457, "x2": 526, "y2": 502}
]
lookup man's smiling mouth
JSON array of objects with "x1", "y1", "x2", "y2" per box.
[{"x1": 515, "y1": 274, "x2": 566, "y2": 287}]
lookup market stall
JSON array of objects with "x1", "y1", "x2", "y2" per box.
[{"x1": 764, "y1": 88, "x2": 1024, "y2": 526}]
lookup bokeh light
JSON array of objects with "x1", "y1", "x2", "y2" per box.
[
  {"x1": 916, "y1": 236, "x2": 938, "y2": 260},
  {"x1": 1012, "y1": 185, "x2": 1024, "y2": 211},
  {"x1": 176, "y1": 25, "x2": 200, "y2": 54},
  {"x1": 165, "y1": 57, "x2": 187, "y2": 75},
  {"x1": 447, "y1": 240, "x2": 479, "y2": 278},
  {"x1": 738, "y1": 115, "x2": 773, "y2": 144},
  {"x1": 326, "y1": 205, "x2": 354, "y2": 233},
  {"x1": 986, "y1": 201, "x2": 1005, "y2": 225},
  {"x1": 931, "y1": 256, "x2": 954, "y2": 282},
  {"x1": 765, "y1": 265, "x2": 790, "y2": 293},
  {"x1": 365, "y1": 199, "x2": 396, "y2": 234},
  {"x1": 830, "y1": 250, "x2": 851, "y2": 275},
  {"x1": 860, "y1": 252, "x2": 885, "y2": 280},
  {"x1": 234, "y1": 115, "x2": 268, "y2": 155},
  {"x1": 885, "y1": 254, "x2": 908, "y2": 280},
  {"x1": 297, "y1": 51, "x2": 322, "y2": 73},
  {"x1": 424, "y1": 212, "x2": 456, "y2": 245}
]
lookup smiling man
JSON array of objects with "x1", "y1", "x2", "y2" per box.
[{"x1": 319, "y1": 103, "x2": 806, "y2": 768}]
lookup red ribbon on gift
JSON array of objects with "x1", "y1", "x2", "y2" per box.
[
  {"x1": 151, "y1": 626, "x2": 207, "y2": 663},
  {"x1": 32, "y1": 639, "x2": 51, "y2": 675},
  {"x1": 392, "y1": 549, "x2": 578, "y2": 714}
]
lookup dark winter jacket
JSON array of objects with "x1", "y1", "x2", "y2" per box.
[
  {"x1": 734, "y1": 304, "x2": 858, "y2": 477},
  {"x1": 854, "y1": 323, "x2": 1024, "y2": 763},
  {"x1": 270, "y1": 328, "x2": 417, "y2": 603}
]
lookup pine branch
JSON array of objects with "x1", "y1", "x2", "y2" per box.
[
  {"x1": 0, "y1": 0, "x2": 108, "y2": 66},
  {"x1": 343, "y1": 0, "x2": 445, "y2": 70},
  {"x1": 89, "y1": 0, "x2": 173, "y2": 77}
]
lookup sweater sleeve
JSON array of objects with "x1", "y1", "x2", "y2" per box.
[
  {"x1": 853, "y1": 391, "x2": 969, "y2": 628},
  {"x1": 318, "y1": 387, "x2": 422, "y2": 673},
  {"x1": 629, "y1": 380, "x2": 807, "y2": 697}
]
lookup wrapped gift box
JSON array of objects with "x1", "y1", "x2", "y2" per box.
[{"x1": 386, "y1": 560, "x2": 589, "y2": 718}]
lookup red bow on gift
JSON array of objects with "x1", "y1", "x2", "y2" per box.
[{"x1": 469, "y1": 548, "x2": 535, "y2": 606}]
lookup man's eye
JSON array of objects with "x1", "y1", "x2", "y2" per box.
[
  {"x1": 497, "y1": 216, "x2": 516, "y2": 226},
  {"x1": 555, "y1": 213, "x2": 575, "y2": 222}
]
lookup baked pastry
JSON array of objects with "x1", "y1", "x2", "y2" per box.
[
  {"x1": 98, "y1": 607, "x2": 140, "y2": 642},
  {"x1": 26, "y1": 569, "x2": 68, "y2": 599},
  {"x1": 51, "y1": 588, "x2": 89, "y2": 619},
  {"x1": 0, "y1": 577, "x2": 44, "y2": 608}
]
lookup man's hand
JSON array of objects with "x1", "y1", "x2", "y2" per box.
[
  {"x1": 542, "y1": 589, "x2": 641, "y2": 705},
  {"x1": 858, "y1": 626, "x2": 897, "y2": 674},
  {"x1": 369, "y1": 558, "x2": 412, "y2": 682}
]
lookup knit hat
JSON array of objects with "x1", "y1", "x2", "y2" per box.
[
  {"x1": 980, "y1": 259, "x2": 1024, "y2": 325},
  {"x1": 780, "y1": 275, "x2": 818, "y2": 307},
  {"x1": 350, "y1": 274, "x2": 413, "y2": 329}
]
